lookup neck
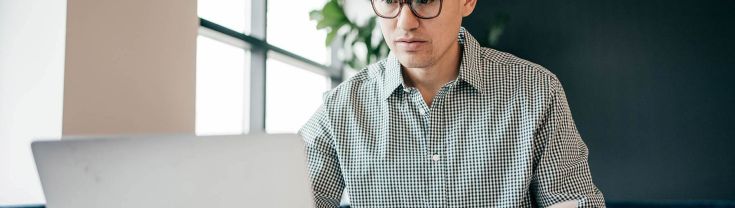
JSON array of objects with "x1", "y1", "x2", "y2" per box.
[{"x1": 402, "y1": 41, "x2": 462, "y2": 106}]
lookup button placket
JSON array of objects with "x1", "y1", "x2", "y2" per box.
[
  {"x1": 424, "y1": 82, "x2": 456, "y2": 207},
  {"x1": 431, "y1": 154, "x2": 440, "y2": 161},
  {"x1": 418, "y1": 107, "x2": 427, "y2": 116}
]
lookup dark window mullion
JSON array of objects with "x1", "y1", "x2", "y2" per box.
[{"x1": 248, "y1": 0, "x2": 267, "y2": 134}]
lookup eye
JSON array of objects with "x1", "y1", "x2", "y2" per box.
[
  {"x1": 415, "y1": 0, "x2": 432, "y2": 4},
  {"x1": 383, "y1": 0, "x2": 396, "y2": 4}
]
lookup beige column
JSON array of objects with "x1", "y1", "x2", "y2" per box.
[{"x1": 63, "y1": 0, "x2": 198, "y2": 135}]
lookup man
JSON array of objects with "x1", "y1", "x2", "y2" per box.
[{"x1": 299, "y1": 0, "x2": 605, "y2": 207}]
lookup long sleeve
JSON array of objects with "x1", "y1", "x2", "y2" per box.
[
  {"x1": 298, "y1": 103, "x2": 345, "y2": 208},
  {"x1": 530, "y1": 78, "x2": 606, "y2": 207}
]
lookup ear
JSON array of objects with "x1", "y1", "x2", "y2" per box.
[{"x1": 461, "y1": 0, "x2": 478, "y2": 17}]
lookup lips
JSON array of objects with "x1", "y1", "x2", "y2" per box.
[{"x1": 394, "y1": 37, "x2": 428, "y2": 52}]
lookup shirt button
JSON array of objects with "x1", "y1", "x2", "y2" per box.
[
  {"x1": 431, "y1": 155, "x2": 440, "y2": 161},
  {"x1": 419, "y1": 108, "x2": 427, "y2": 116}
]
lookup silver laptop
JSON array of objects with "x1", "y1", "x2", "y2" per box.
[{"x1": 32, "y1": 134, "x2": 314, "y2": 208}]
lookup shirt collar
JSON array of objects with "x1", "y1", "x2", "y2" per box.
[{"x1": 381, "y1": 27, "x2": 486, "y2": 100}]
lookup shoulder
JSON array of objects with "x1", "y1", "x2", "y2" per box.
[
  {"x1": 319, "y1": 58, "x2": 391, "y2": 108},
  {"x1": 478, "y1": 47, "x2": 564, "y2": 93}
]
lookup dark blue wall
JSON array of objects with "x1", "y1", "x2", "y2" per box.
[{"x1": 463, "y1": 0, "x2": 735, "y2": 201}]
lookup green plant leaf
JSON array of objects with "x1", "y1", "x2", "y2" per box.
[
  {"x1": 487, "y1": 13, "x2": 509, "y2": 47},
  {"x1": 309, "y1": 10, "x2": 322, "y2": 21},
  {"x1": 322, "y1": 0, "x2": 347, "y2": 22},
  {"x1": 309, "y1": 0, "x2": 392, "y2": 71},
  {"x1": 315, "y1": 0, "x2": 350, "y2": 30},
  {"x1": 325, "y1": 29, "x2": 338, "y2": 46}
]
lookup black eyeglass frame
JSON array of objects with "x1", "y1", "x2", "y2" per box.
[{"x1": 370, "y1": 0, "x2": 444, "y2": 19}]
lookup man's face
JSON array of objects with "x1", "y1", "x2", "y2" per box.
[{"x1": 377, "y1": 0, "x2": 475, "y2": 69}]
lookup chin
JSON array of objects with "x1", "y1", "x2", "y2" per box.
[{"x1": 396, "y1": 53, "x2": 433, "y2": 69}]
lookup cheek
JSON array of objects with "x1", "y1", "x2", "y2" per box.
[
  {"x1": 377, "y1": 20, "x2": 394, "y2": 44},
  {"x1": 437, "y1": 17, "x2": 462, "y2": 38},
  {"x1": 378, "y1": 20, "x2": 393, "y2": 38},
  {"x1": 377, "y1": 20, "x2": 394, "y2": 36},
  {"x1": 425, "y1": 23, "x2": 459, "y2": 49}
]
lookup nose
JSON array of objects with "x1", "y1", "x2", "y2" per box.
[{"x1": 395, "y1": 3, "x2": 419, "y2": 31}]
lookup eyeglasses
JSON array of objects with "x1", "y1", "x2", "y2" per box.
[{"x1": 370, "y1": 0, "x2": 443, "y2": 19}]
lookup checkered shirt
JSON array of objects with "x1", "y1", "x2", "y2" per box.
[{"x1": 299, "y1": 27, "x2": 605, "y2": 208}]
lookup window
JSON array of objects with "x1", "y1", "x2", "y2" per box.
[
  {"x1": 196, "y1": 35, "x2": 250, "y2": 135},
  {"x1": 267, "y1": 0, "x2": 330, "y2": 64},
  {"x1": 265, "y1": 58, "x2": 331, "y2": 133},
  {"x1": 197, "y1": 0, "x2": 338, "y2": 135},
  {"x1": 265, "y1": 0, "x2": 333, "y2": 133}
]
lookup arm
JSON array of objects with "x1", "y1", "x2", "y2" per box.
[
  {"x1": 299, "y1": 104, "x2": 345, "y2": 208},
  {"x1": 530, "y1": 78, "x2": 606, "y2": 208}
]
